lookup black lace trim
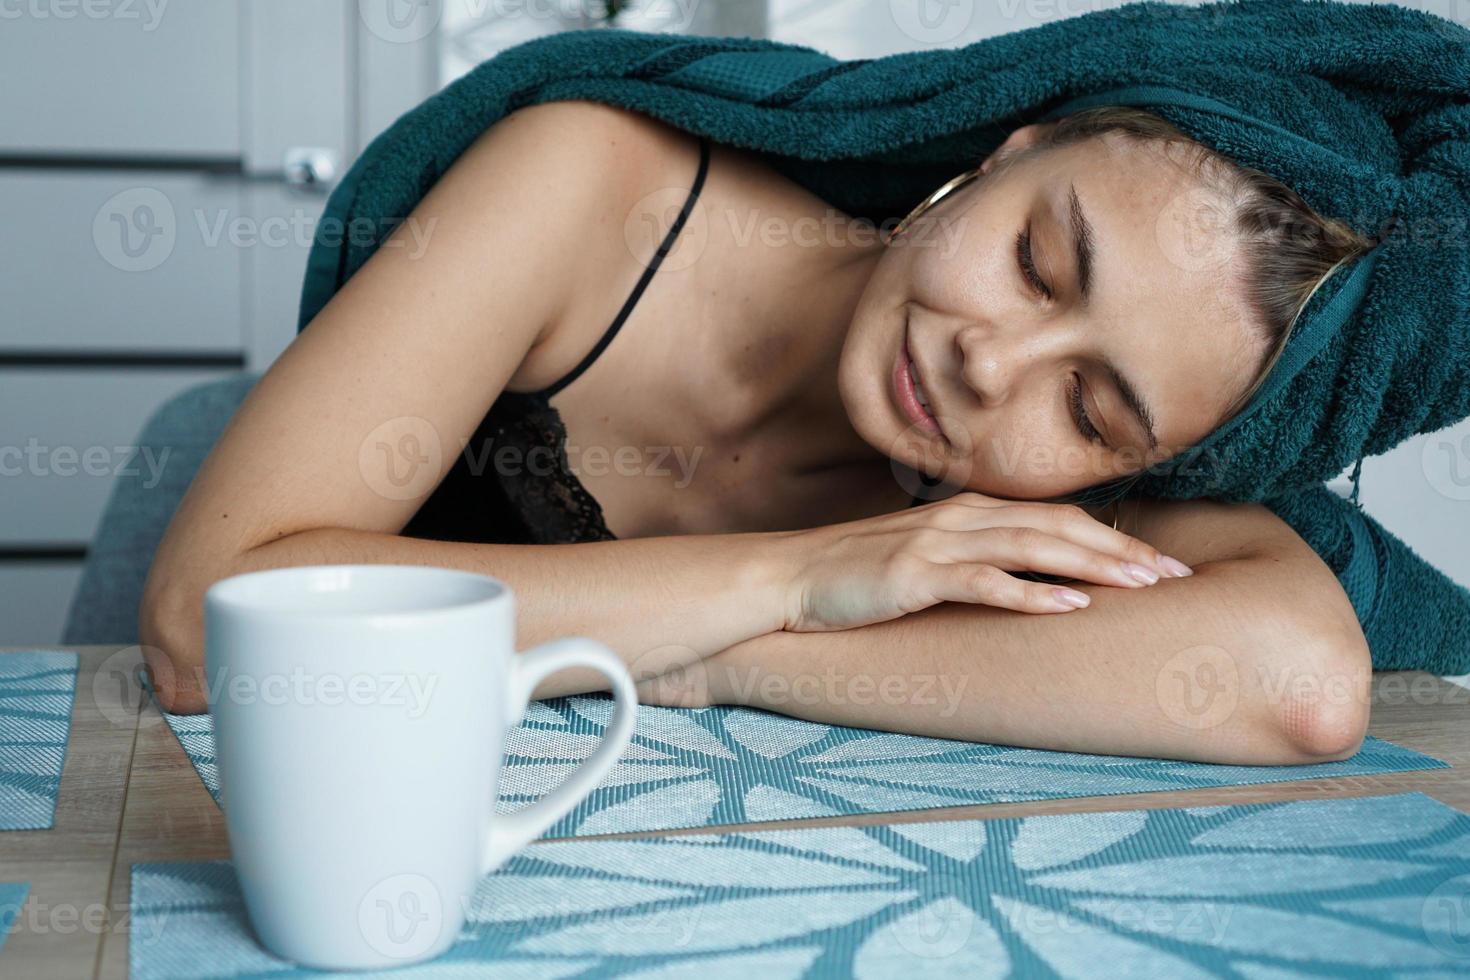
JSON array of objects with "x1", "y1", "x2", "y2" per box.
[
  {"x1": 402, "y1": 385, "x2": 935, "y2": 547},
  {"x1": 491, "y1": 390, "x2": 618, "y2": 545}
]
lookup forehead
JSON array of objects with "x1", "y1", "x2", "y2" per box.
[{"x1": 1039, "y1": 137, "x2": 1268, "y2": 446}]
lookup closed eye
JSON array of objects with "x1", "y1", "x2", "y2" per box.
[
  {"x1": 1067, "y1": 374, "x2": 1105, "y2": 446},
  {"x1": 1015, "y1": 225, "x2": 1054, "y2": 301}
]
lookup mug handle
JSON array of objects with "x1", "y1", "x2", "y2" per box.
[{"x1": 481, "y1": 636, "x2": 638, "y2": 873}]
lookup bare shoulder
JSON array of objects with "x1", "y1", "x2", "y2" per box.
[
  {"x1": 432, "y1": 98, "x2": 698, "y2": 245},
  {"x1": 458, "y1": 99, "x2": 707, "y2": 391},
  {"x1": 462, "y1": 99, "x2": 690, "y2": 175}
]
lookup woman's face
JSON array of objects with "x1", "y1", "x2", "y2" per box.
[{"x1": 839, "y1": 125, "x2": 1268, "y2": 500}]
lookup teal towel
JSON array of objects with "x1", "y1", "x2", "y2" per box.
[{"x1": 298, "y1": 0, "x2": 1470, "y2": 673}]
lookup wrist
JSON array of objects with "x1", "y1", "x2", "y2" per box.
[{"x1": 732, "y1": 528, "x2": 804, "y2": 634}]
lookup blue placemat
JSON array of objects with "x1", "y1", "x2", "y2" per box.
[
  {"x1": 1, "y1": 649, "x2": 79, "y2": 830},
  {"x1": 160, "y1": 694, "x2": 1447, "y2": 838},
  {"x1": 0, "y1": 882, "x2": 28, "y2": 953},
  {"x1": 130, "y1": 791, "x2": 1470, "y2": 978}
]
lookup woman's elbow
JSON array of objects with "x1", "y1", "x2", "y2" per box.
[
  {"x1": 1253, "y1": 615, "x2": 1373, "y2": 764},
  {"x1": 138, "y1": 579, "x2": 211, "y2": 715}
]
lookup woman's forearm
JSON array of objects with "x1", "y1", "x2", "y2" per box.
[
  {"x1": 140, "y1": 525, "x2": 790, "y2": 712},
  {"x1": 699, "y1": 546, "x2": 1373, "y2": 766}
]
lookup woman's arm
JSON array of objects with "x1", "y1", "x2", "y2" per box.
[
  {"x1": 679, "y1": 498, "x2": 1372, "y2": 766},
  {"x1": 139, "y1": 101, "x2": 791, "y2": 712}
]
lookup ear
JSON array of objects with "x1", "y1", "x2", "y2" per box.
[{"x1": 980, "y1": 122, "x2": 1056, "y2": 175}]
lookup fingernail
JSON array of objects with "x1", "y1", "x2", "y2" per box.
[
  {"x1": 1159, "y1": 555, "x2": 1194, "y2": 578},
  {"x1": 1123, "y1": 562, "x2": 1159, "y2": 585},
  {"x1": 1053, "y1": 587, "x2": 1090, "y2": 609}
]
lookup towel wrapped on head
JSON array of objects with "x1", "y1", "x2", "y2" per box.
[{"x1": 299, "y1": 0, "x2": 1470, "y2": 673}]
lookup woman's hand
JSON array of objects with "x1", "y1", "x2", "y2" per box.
[{"x1": 773, "y1": 491, "x2": 1192, "y2": 632}]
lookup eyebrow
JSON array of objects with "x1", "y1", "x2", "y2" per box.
[
  {"x1": 1067, "y1": 182, "x2": 1095, "y2": 307},
  {"x1": 1065, "y1": 184, "x2": 1158, "y2": 450}
]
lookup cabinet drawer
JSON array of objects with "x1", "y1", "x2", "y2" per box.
[
  {"x1": 0, "y1": 561, "x2": 85, "y2": 647},
  {"x1": 1, "y1": 368, "x2": 235, "y2": 544},
  {"x1": 1, "y1": 171, "x2": 244, "y2": 352},
  {"x1": 0, "y1": 2, "x2": 239, "y2": 157}
]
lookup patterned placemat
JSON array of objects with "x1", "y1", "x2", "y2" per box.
[
  {"x1": 160, "y1": 693, "x2": 1447, "y2": 837},
  {"x1": 0, "y1": 882, "x2": 28, "y2": 953},
  {"x1": 129, "y1": 791, "x2": 1470, "y2": 978},
  {"x1": 1, "y1": 649, "x2": 79, "y2": 830}
]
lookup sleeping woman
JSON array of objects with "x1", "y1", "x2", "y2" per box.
[{"x1": 137, "y1": 98, "x2": 1378, "y2": 766}]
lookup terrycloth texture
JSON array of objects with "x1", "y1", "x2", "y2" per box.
[
  {"x1": 296, "y1": 0, "x2": 1470, "y2": 672},
  {"x1": 159, "y1": 692, "x2": 1445, "y2": 836},
  {"x1": 0, "y1": 650, "x2": 78, "y2": 830},
  {"x1": 130, "y1": 792, "x2": 1470, "y2": 977}
]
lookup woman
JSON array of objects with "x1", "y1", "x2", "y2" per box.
[{"x1": 138, "y1": 97, "x2": 1375, "y2": 766}]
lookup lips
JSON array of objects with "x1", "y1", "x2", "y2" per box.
[{"x1": 893, "y1": 314, "x2": 943, "y2": 438}]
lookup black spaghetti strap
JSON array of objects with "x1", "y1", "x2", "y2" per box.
[{"x1": 540, "y1": 135, "x2": 712, "y2": 400}]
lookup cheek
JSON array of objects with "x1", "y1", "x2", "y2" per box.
[
  {"x1": 954, "y1": 405, "x2": 1108, "y2": 499},
  {"x1": 910, "y1": 213, "x2": 1007, "y2": 310}
]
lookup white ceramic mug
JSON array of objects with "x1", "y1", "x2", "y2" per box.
[{"x1": 203, "y1": 563, "x2": 638, "y2": 970}]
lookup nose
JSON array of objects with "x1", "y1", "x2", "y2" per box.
[{"x1": 955, "y1": 322, "x2": 1026, "y2": 407}]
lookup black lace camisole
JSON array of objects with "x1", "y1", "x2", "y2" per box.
[{"x1": 399, "y1": 135, "x2": 927, "y2": 547}]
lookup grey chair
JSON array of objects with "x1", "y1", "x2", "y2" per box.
[{"x1": 61, "y1": 372, "x2": 262, "y2": 646}]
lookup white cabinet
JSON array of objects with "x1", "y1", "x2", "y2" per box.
[
  {"x1": 0, "y1": 2, "x2": 241, "y2": 158},
  {"x1": 1, "y1": 368, "x2": 236, "y2": 544},
  {"x1": 0, "y1": 0, "x2": 438, "y2": 645},
  {"x1": 1, "y1": 171, "x2": 244, "y2": 352}
]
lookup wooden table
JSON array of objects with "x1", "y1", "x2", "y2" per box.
[{"x1": 4, "y1": 643, "x2": 1469, "y2": 979}]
